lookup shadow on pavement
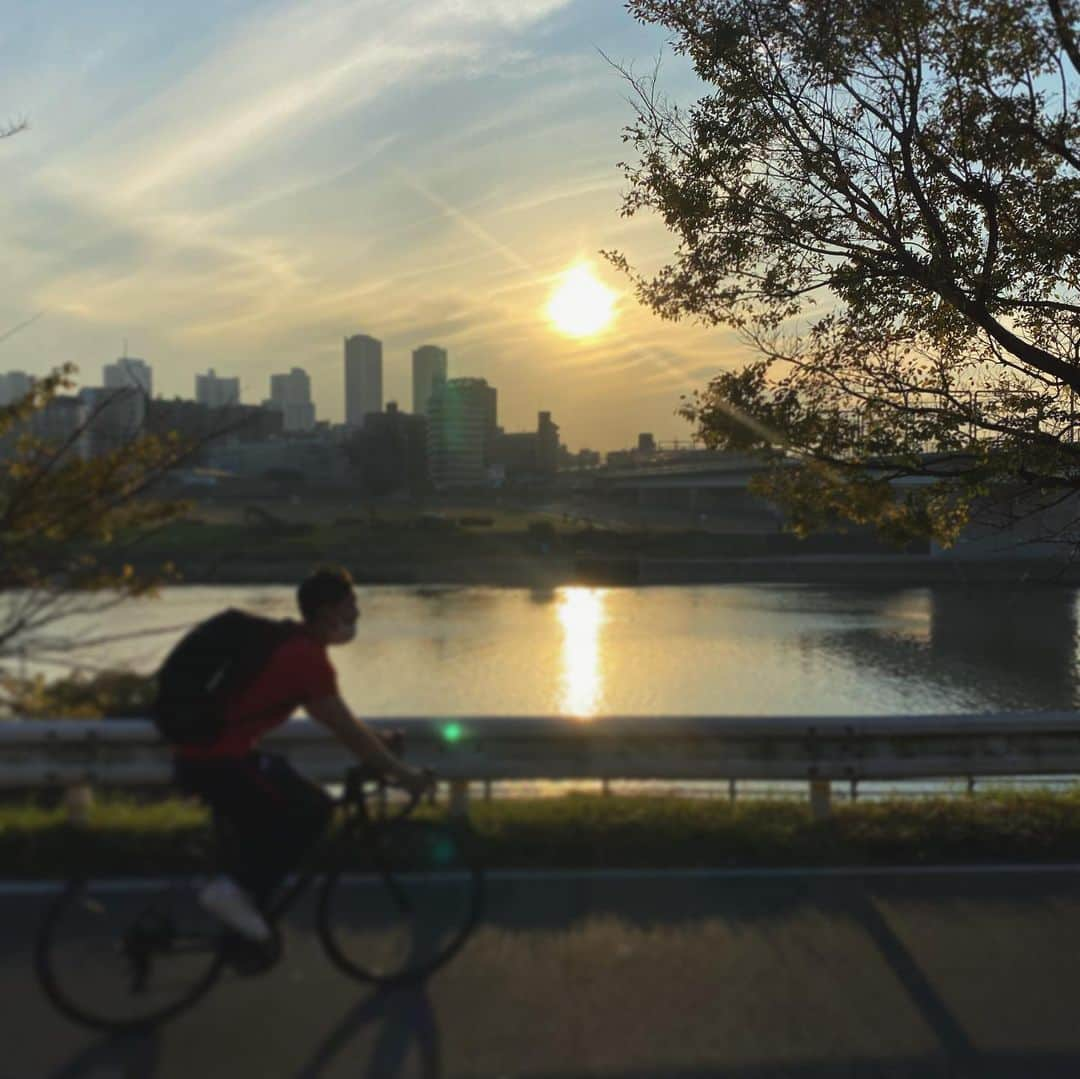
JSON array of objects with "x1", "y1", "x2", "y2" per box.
[
  {"x1": 525, "y1": 1053, "x2": 1080, "y2": 1078},
  {"x1": 297, "y1": 985, "x2": 440, "y2": 1079},
  {"x1": 838, "y1": 884, "x2": 973, "y2": 1063},
  {"x1": 482, "y1": 867, "x2": 1080, "y2": 932},
  {"x1": 47, "y1": 1029, "x2": 161, "y2": 1079}
]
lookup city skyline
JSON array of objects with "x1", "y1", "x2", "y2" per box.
[
  {"x1": 0, "y1": 2, "x2": 746, "y2": 453},
  {"x1": 0, "y1": 336, "x2": 626, "y2": 463}
]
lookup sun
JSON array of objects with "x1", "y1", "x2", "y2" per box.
[{"x1": 546, "y1": 264, "x2": 617, "y2": 338}]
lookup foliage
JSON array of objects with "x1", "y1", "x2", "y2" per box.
[
  {"x1": 7, "y1": 790, "x2": 1080, "y2": 876},
  {"x1": 612, "y1": 0, "x2": 1080, "y2": 545},
  {"x1": 0, "y1": 123, "x2": 210, "y2": 686},
  {"x1": 0, "y1": 365, "x2": 197, "y2": 685},
  {"x1": 2, "y1": 668, "x2": 155, "y2": 719}
]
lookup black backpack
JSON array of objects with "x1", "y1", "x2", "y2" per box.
[{"x1": 153, "y1": 609, "x2": 299, "y2": 745}]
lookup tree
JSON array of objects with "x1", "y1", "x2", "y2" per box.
[
  {"x1": 610, "y1": 0, "x2": 1080, "y2": 546},
  {"x1": 0, "y1": 117, "x2": 191, "y2": 696},
  {"x1": 0, "y1": 367, "x2": 196, "y2": 688}
]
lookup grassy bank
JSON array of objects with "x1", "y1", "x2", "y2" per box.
[
  {"x1": 103, "y1": 511, "x2": 1080, "y2": 587},
  {"x1": 4, "y1": 791, "x2": 1080, "y2": 877},
  {"x1": 105, "y1": 501, "x2": 962, "y2": 588}
]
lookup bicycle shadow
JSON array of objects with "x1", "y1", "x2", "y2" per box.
[
  {"x1": 47, "y1": 1029, "x2": 161, "y2": 1079},
  {"x1": 297, "y1": 985, "x2": 441, "y2": 1079}
]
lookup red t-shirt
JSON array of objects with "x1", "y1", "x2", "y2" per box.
[{"x1": 175, "y1": 630, "x2": 338, "y2": 760}]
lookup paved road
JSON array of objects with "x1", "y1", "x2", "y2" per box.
[{"x1": 4, "y1": 866, "x2": 1080, "y2": 1078}]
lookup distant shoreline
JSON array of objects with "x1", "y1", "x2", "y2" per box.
[{"x1": 136, "y1": 553, "x2": 1080, "y2": 589}]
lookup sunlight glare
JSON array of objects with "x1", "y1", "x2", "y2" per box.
[
  {"x1": 546, "y1": 264, "x2": 616, "y2": 338},
  {"x1": 557, "y1": 587, "x2": 607, "y2": 718}
]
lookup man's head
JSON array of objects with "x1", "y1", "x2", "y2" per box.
[{"x1": 298, "y1": 567, "x2": 358, "y2": 645}]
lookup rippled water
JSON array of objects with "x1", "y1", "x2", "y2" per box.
[{"x1": 27, "y1": 583, "x2": 1080, "y2": 717}]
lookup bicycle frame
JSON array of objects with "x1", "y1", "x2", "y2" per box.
[
  {"x1": 122, "y1": 766, "x2": 419, "y2": 968},
  {"x1": 261, "y1": 766, "x2": 415, "y2": 929}
]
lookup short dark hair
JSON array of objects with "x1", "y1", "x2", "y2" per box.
[{"x1": 297, "y1": 566, "x2": 354, "y2": 622}]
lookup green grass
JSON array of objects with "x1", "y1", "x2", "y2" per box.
[{"x1": 5, "y1": 790, "x2": 1080, "y2": 878}]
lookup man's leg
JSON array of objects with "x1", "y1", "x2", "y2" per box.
[
  {"x1": 235, "y1": 752, "x2": 335, "y2": 905},
  {"x1": 175, "y1": 753, "x2": 333, "y2": 910}
]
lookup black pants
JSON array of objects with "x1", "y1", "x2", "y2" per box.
[{"x1": 174, "y1": 752, "x2": 334, "y2": 907}]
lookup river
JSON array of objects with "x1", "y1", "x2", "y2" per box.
[{"x1": 20, "y1": 583, "x2": 1080, "y2": 717}]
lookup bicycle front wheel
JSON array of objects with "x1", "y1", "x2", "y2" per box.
[
  {"x1": 318, "y1": 818, "x2": 483, "y2": 986},
  {"x1": 35, "y1": 877, "x2": 227, "y2": 1032}
]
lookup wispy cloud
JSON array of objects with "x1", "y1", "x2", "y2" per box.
[
  {"x1": 76, "y1": 0, "x2": 575, "y2": 206},
  {"x1": 0, "y1": 0, "x2": 734, "y2": 450}
]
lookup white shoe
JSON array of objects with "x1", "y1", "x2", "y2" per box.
[{"x1": 198, "y1": 876, "x2": 272, "y2": 942}]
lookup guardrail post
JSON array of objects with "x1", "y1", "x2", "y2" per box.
[
  {"x1": 448, "y1": 779, "x2": 470, "y2": 819},
  {"x1": 809, "y1": 779, "x2": 831, "y2": 820},
  {"x1": 64, "y1": 782, "x2": 94, "y2": 827}
]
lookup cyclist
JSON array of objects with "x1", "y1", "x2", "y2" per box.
[{"x1": 173, "y1": 566, "x2": 432, "y2": 942}]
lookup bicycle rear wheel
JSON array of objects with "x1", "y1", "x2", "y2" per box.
[
  {"x1": 35, "y1": 877, "x2": 227, "y2": 1032},
  {"x1": 318, "y1": 818, "x2": 483, "y2": 986}
]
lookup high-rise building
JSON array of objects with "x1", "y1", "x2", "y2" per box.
[
  {"x1": 268, "y1": 367, "x2": 316, "y2": 431},
  {"x1": 77, "y1": 386, "x2": 144, "y2": 458},
  {"x1": 30, "y1": 395, "x2": 80, "y2": 446},
  {"x1": 195, "y1": 369, "x2": 240, "y2": 408},
  {"x1": 0, "y1": 371, "x2": 32, "y2": 406},
  {"x1": 146, "y1": 399, "x2": 283, "y2": 456},
  {"x1": 104, "y1": 358, "x2": 152, "y2": 399},
  {"x1": 489, "y1": 410, "x2": 561, "y2": 481},
  {"x1": 351, "y1": 402, "x2": 429, "y2": 496},
  {"x1": 344, "y1": 335, "x2": 382, "y2": 427},
  {"x1": 0, "y1": 393, "x2": 80, "y2": 462},
  {"x1": 103, "y1": 358, "x2": 152, "y2": 428},
  {"x1": 537, "y1": 411, "x2": 560, "y2": 475},
  {"x1": 412, "y1": 345, "x2": 448, "y2": 416},
  {"x1": 426, "y1": 377, "x2": 497, "y2": 488}
]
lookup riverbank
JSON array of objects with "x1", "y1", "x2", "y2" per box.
[
  {"x1": 130, "y1": 553, "x2": 1080, "y2": 587},
  {"x1": 5, "y1": 791, "x2": 1080, "y2": 876},
  {"x1": 105, "y1": 506, "x2": 1080, "y2": 587}
]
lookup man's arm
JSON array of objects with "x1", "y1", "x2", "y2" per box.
[{"x1": 306, "y1": 694, "x2": 430, "y2": 794}]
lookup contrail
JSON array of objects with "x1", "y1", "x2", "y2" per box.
[
  {"x1": 392, "y1": 167, "x2": 533, "y2": 273},
  {"x1": 391, "y1": 169, "x2": 795, "y2": 456}
]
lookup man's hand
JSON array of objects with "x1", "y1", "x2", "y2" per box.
[{"x1": 307, "y1": 697, "x2": 436, "y2": 798}]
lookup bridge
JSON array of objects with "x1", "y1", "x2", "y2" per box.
[
  {"x1": 558, "y1": 452, "x2": 790, "y2": 529},
  {"x1": 559, "y1": 449, "x2": 1080, "y2": 556}
]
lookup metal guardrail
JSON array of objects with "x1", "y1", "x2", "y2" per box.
[{"x1": 4, "y1": 713, "x2": 1080, "y2": 819}]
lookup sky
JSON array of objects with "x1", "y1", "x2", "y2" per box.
[{"x1": 0, "y1": 0, "x2": 747, "y2": 453}]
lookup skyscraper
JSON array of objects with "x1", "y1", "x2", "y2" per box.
[
  {"x1": 344, "y1": 334, "x2": 382, "y2": 427},
  {"x1": 195, "y1": 369, "x2": 240, "y2": 408},
  {"x1": 103, "y1": 357, "x2": 153, "y2": 399},
  {"x1": 103, "y1": 358, "x2": 152, "y2": 428},
  {"x1": 77, "y1": 386, "x2": 143, "y2": 458},
  {"x1": 268, "y1": 367, "x2": 316, "y2": 431},
  {"x1": 426, "y1": 377, "x2": 497, "y2": 488},
  {"x1": 412, "y1": 345, "x2": 448, "y2": 416}
]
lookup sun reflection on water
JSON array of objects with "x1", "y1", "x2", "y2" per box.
[{"x1": 557, "y1": 587, "x2": 606, "y2": 718}]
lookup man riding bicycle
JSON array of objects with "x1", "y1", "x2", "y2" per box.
[{"x1": 173, "y1": 567, "x2": 432, "y2": 942}]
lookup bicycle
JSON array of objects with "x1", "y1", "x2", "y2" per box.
[{"x1": 35, "y1": 755, "x2": 485, "y2": 1033}]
